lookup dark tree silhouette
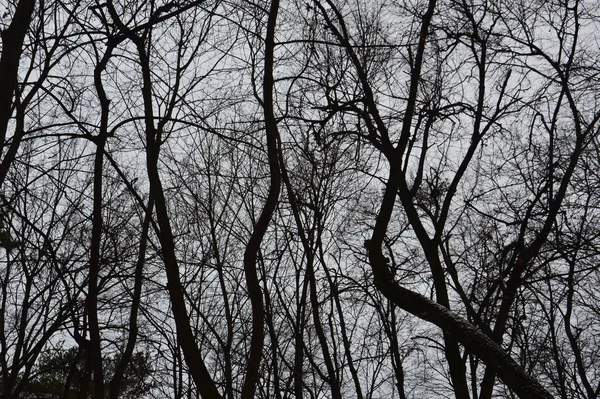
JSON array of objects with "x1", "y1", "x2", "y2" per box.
[{"x1": 2, "y1": 0, "x2": 600, "y2": 398}]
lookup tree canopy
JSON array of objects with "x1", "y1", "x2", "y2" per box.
[{"x1": 1, "y1": 0, "x2": 599, "y2": 398}]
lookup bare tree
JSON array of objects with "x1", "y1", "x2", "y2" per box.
[{"x1": 2, "y1": 0, "x2": 600, "y2": 398}]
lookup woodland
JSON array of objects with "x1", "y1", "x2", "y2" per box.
[{"x1": 0, "y1": 0, "x2": 599, "y2": 397}]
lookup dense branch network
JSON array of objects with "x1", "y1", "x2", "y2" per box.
[{"x1": 0, "y1": 0, "x2": 599, "y2": 398}]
